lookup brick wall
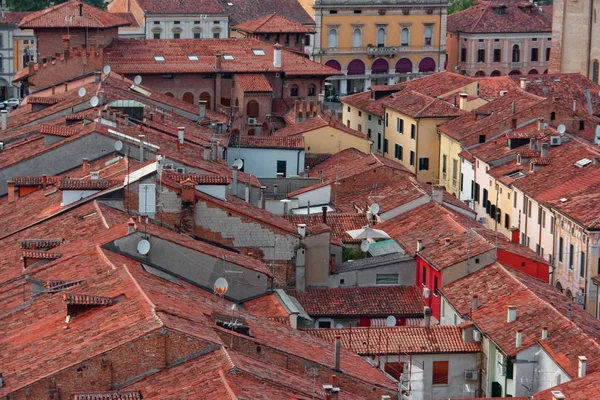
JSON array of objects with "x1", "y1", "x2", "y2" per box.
[
  {"x1": 35, "y1": 28, "x2": 119, "y2": 61},
  {"x1": 129, "y1": 73, "x2": 214, "y2": 109},
  {"x1": 26, "y1": 52, "x2": 104, "y2": 91}
]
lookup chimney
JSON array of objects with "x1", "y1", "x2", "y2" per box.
[
  {"x1": 42, "y1": 175, "x2": 47, "y2": 189},
  {"x1": 444, "y1": 237, "x2": 451, "y2": 246},
  {"x1": 178, "y1": 127, "x2": 185, "y2": 145},
  {"x1": 511, "y1": 101, "x2": 516, "y2": 114},
  {"x1": 298, "y1": 224, "x2": 306, "y2": 237},
  {"x1": 520, "y1": 77, "x2": 527, "y2": 90},
  {"x1": 82, "y1": 158, "x2": 89, "y2": 172},
  {"x1": 282, "y1": 199, "x2": 290, "y2": 215},
  {"x1": 138, "y1": 135, "x2": 145, "y2": 162},
  {"x1": 537, "y1": 118, "x2": 545, "y2": 131},
  {"x1": 7, "y1": 180, "x2": 15, "y2": 203},
  {"x1": 416, "y1": 238, "x2": 423, "y2": 252},
  {"x1": 127, "y1": 219, "x2": 136, "y2": 234},
  {"x1": 551, "y1": 391, "x2": 566, "y2": 400},
  {"x1": 334, "y1": 335, "x2": 341, "y2": 371},
  {"x1": 244, "y1": 181, "x2": 250, "y2": 203},
  {"x1": 529, "y1": 137, "x2": 536, "y2": 150},
  {"x1": 472, "y1": 295, "x2": 478, "y2": 312},
  {"x1": 210, "y1": 137, "x2": 218, "y2": 162},
  {"x1": 1, "y1": 110, "x2": 8, "y2": 129},
  {"x1": 573, "y1": 99, "x2": 577, "y2": 112},
  {"x1": 516, "y1": 329, "x2": 523, "y2": 349},
  {"x1": 459, "y1": 93, "x2": 468, "y2": 110},
  {"x1": 424, "y1": 306, "x2": 431, "y2": 327},
  {"x1": 273, "y1": 184, "x2": 278, "y2": 198},
  {"x1": 203, "y1": 146, "x2": 210, "y2": 161},
  {"x1": 232, "y1": 166, "x2": 239, "y2": 196},
  {"x1": 541, "y1": 143, "x2": 549, "y2": 158},
  {"x1": 507, "y1": 305, "x2": 517, "y2": 323},
  {"x1": 330, "y1": 375, "x2": 340, "y2": 400},
  {"x1": 199, "y1": 100, "x2": 207, "y2": 121},
  {"x1": 322, "y1": 206, "x2": 328, "y2": 224},
  {"x1": 578, "y1": 356, "x2": 587, "y2": 378},
  {"x1": 273, "y1": 43, "x2": 282, "y2": 68},
  {"x1": 541, "y1": 326, "x2": 549, "y2": 340},
  {"x1": 215, "y1": 54, "x2": 222, "y2": 72},
  {"x1": 260, "y1": 185, "x2": 266, "y2": 209}
]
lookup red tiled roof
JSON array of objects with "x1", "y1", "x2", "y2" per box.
[
  {"x1": 244, "y1": 293, "x2": 290, "y2": 319},
  {"x1": 533, "y1": 372, "x2": 600, "y2": 399},
  {"x1": 58, "y1": 179, "x2": 121, "y2": 190},
  {"x1": 284, "y1": 213, "x2": 368, "y2": 244},
  {"x1": 234, "y1": 73, "x2": 273, "y2": 92},
  {"x1": 19, "y1": 238, "x2": 64, "y2": 249},
  {"x1": 229, "y1": 135, "x2": 305, "y2": 149},
  {"x1": 342, "y1": 90, "x2": 388, "y2": 117},
  {"x1": 546, "y1": 183, "x2": 600, "y2": 228},
  {"x1": 273, "y1": 114, "x2": 370, "y2": 141},
  {"x1": 105, "y1": 38, "x2": 340, "y2": 76},
  {"x1": 215, "y1": 0, "x2": 314, "y2": 27},
  {"x1": 447, "y1": 0, "x2": 552, "y2": 33},
  {"x1": 20, "y1": 0, "x2": 131, "y2": 28},
  {"x1": 306, "y1": 325, "x2": 481, "y2": 355},
  {"x1": 477, "y1": 76, "x2": 519, "y2": 99},
  {"x1": 39, "y1": 124, "x2": 78, "y2": 137},
  {"x1": 133, "y1": 0, "x2": 224, "y2": 13},
  {"x1": 0, "y1": 11, "x2": 31, "y2": 24},
  {"x1": 12, "y1": 176, "x2": 61, "y2": 187},
  {"x1": 110, "y1": 12, "x2": 140, "y2": 27},
  {"x1": 383, "y1": 90, "x2": 466, "y2": 118},
  {"x1": 234, "y1": 12, "x2": 315, "y2": 34},
  {"x1": 162, "y1": 171, "x2": 231, "y2": 185},
  {"x1": 291, "y1": 286, "x2": 425, "y2": 317},
  {"x1": 28, "y1": 96, "x2": 63, "y2": 105}
]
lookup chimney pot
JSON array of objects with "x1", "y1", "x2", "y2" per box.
[
  {"x1": 334, "y1": 335, "x2": 341, "y2": 371},
  {"x1": 244, "y1": 181, "x2": 250, "y2": 203},
  {"x1": 459, "y1": 93, "x2": 468, "y2": 110},
  {"x1": 416, "y1": 238, "x2": 423, "y2": 252},
  {"x1": 298, "y1": 223, "x2": 306, "y2": 237},
  {"x1": 178, "y1": 127, "x2": 185, "y2": 145},
  {"x1": 127, "y1": 219, "x2": 136, "y2": 234},
  {"x1": 507, "y1": 306, "x2": 517, "y2": 323},
  {"x1": 82, "y1": 158, "x2": 89, "y2": 172},
  {"x1": 260, "y1": 185, "x2": 266, "y2": 209},
  {"x1": 538, "y1": 118, "x2": 545, "y2": 131},
  {"x1": 1, "y1": 109, "x2": 7, "y2": 130},
  {"x1": 520, "y1": 77, "x2": 527, "y2": 90},
  {"x1": 516, "y1": 329, "x2": 523, "y2": 348},
  {"x1": 424, "y1": 306, "x2": 431, "y2": 327},
  {"x1": 472, "y1": 295, "x2": 478, "y2": 311},
  {"x1": 138, "y1": 135, "x2": 145, "y2": 162},
  {"x1": 444, "y1": 237, "x2": 451, "y2": 246},
  {"x1": 273, "y1": 43, "x2": 282, "y2": 68},
  {"x1": 232, "y1": 167, "x2": 239, "y2": 196},
  {"x1": 541, "y1": 326, "x2": 549, "y2": 340},
  {"x1": 578, "y1": 355, "x2": 587, "y2": 378},
  {"x1": 42, "y1": 174, "x2": 48, "y2": 189}
]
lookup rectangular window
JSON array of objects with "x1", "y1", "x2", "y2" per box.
[
  {"x1": 153, "y1": 33, "x2": 160, "y2": 39},
  {"x1": 358, "y1": 124, "x2": 362, "y2": 132},
  {"x1": 559, "y1": 237, "x2": 564, "y2": 262},
  {"x1": 383, "y1": 139, "x2": 388, "y2": 153},
  {"x1": 397, "y1": 117, "x2": 404, "y2": 134},
  {"x1": 452, "y1": 159, "x2": 458, "y2": 180},
  {"x1": 474, "y1": 182, "x2": 480, "y2": 202},
  {"x1": 411, "y1": 124, "x2": 416, "y2": 139},
  {"x1": 385, "y1": 113, "x2": 389, "y2": 127},
  {"x1": 432, "y1": 361, "x2": 449, "y2": 385},
  {"x1": 422, "y1": 266, "x2": 427, "y2": 285},
  {"x1": 479, "y1": 134, "x2": 486, "y2": 144},
  {"x1": 378, "y1": 133, "x2": 382, "y2": 150},
  {"x1": 174, "y1": 20, "x2": 180, "y2": 24},
  {"x1": 318, "y1": 320, "x2": 332, "y2": 328},
  {"x1": 493, "y1": 48, "x2": 501, "y2": 62},
  {"x1": 531, "y1": 47, "x2": 539, "y2": 62},
  {"x1": 277, "y1": 160, "x2": 287, "y2": 177},
  {"x1": 546, "y1": 47, "x2": 551, "y2": 61},
  {"x1": 461, "y1": 47, "x2": 467, "y2": 62},
  {"x1": 460, "y1": 173, "x2": 464, "y2": 191},
  {"x1": 433, "y1": 276, "x2": 439, "y2": 295},
  {"x1": 213, "y1": 32, "x2": 220, "y2": 38},
  {"x1": 395, "y1": 144, "x2": 403, "y2": 160},
  {"x1": 194, "y1": 33, "x2": 201, "y2": 39},
  {"x1": 477, "y1": 49, "x2": 485, "y2": 63},
  {"x1": 442, "y1": 154, "x2": 447, "y2": 173},
  {"x1": 550, "y1": 216, "x2": 554, "y2": 234},
  {"x1": 173, "y1": 32, "x2": 181, "y2": 39},
  {"x1": 376, "y1": 274, "x2": 399, "y2": 285},
  {"x1": 528, "y1": 200, "x2": 532, "y2": 218},
  {"x1": 580, "y1": 252, "x2": 586, "y2": 278},
  {"x1": 514, "y1": 192, "x2": 517, "y2": 208},
  {"x1": 569, "y1": 244, "x2": 574, "y2": 268},
  {"x1": 538, "y1": 207, "x2": 542, "y2": 225},
  {"x1": 419, "y1": 157, "x2": 429, "y2": 171},
  {"x1": 536, "y1": 244, "x2": 540, "y2": 254},
  {"x1": 504, "y1": 213, "x2": 510, "y2": 229},
  {"x1": 542, "y1": 210, "x2": 546, "y2": 228},
  {"x1": 410, "y1": 151, "x2": 415, "y2": 166},
  {"x1": 153, "y1": 21, "x2": 160, "y2": 24},
  {"x1": 368, "y1": 128, "x2": 372, "y2": 138}
]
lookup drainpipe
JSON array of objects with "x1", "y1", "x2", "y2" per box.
[{"x1": 587, "y1": 0, "x2": 594, "y2": 78}]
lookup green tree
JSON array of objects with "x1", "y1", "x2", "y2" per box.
[
  {"x1": 448, "y1": 0, "x2": 476, "y2": 14},
  {"x1": 7, "y1": 0, "x2": 106, "y2": 12}
]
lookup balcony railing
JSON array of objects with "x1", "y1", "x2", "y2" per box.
[
  {"x1": 511, "y1": 62, "x2": 522, "y2": 68},
  {"x1": 321, "y1": 44, "x2": 443, "y2": 56}
]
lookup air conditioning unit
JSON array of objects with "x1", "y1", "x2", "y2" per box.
[
  {"x1": 550, "y1": 136, "x2": 561, "y2": 146},
  {"x1": 473, "y1": 330, "x2": 482, "y2": 342},
  {"x1": 176, "y1": 167, "x2": 186, "y2": 174},
  {"x1": 247, "y1": 117, "x2": 258, "y2": 125},
  {"x1": 464, "y1": 370, "x2": 479, "y2": 381}
]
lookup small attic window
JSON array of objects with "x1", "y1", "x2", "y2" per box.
[
  {"x1": 223, "y1": 54, "x2": 234, "y2": 60},
  {"x1": 188, "y1": 55, "x2": 199, "y2": 61},
  {"x1": 575, "y1": 158, "x2": 592, "y2": 168},
  {"x1": 252, "y1": 49, "x2": 266, "y2": 56},
  {"x1": 154, "y1": 55, "x2": 165, "y2": 62}
]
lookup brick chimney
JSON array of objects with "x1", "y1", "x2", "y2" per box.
[
  {"x1": 82, "y1": 158, "x2": 89, "y2": 173},
  {"x1": 215, "y1": 54, "x2": 222, "y2": 72},
  {"x1": 516, "y1": 329, "x2": 523, "y2": 349},
  {"x1": 180, "y1": 179, "x2": 196, "y2": 233},
  {"x1": 7, "y1": 180, "x2": 15, "y2": 203},
  {"x1": 520, "y1": 77, "x2": 527, "y2": 90},
  {"x1": 471, "y1": 295, "x2": 478, "y2": 312},
  {"x1": 297, "y1": 223, "x2": 306, "y2": 237},
  {"x1": 541, "y1": 326, "x2": 549, "y2": 340},
  {"x1": 424, "y1": 306, "x2": 431, "y2": 327},
  {"x1": 127, "y1": 219, "x2": 136, "y2": 234},
  {"x1": 273, "y1": 43, "x2": 282, "y2": 68},
  {"x1": 334, "y1": 335, "x2": 341, "y2": 371},
  {"x1": 459, "y1": 93, "x2": 468, "y2": 110}
]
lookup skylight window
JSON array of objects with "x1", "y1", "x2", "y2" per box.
[
  {"x1": 154, "y1": 55, "x2": 165, "y2": 62},
  {"x1": 223, "y1": 54, "x2": 234, "y2": 60},
  {"x1": 575, "y1": 158, "x2": 592, "y2": 168},
  {"x1": 227, "y1": 2, "x2": 233, "y2": 5},
  {"x1": 252, "y1": 49, "x2": 266, "y2": 56},
  {"x1": 188, "y1": 55, "x2": 199, "y2": 61}
]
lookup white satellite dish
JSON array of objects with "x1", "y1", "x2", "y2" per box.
[
  {"x1": 134, "y1": 75, "x2": 143, "y2": 85},
  {"x1": 137, "y1": 239, "x2": 151, "y2": 255},
  {"x1": 557, "y1": 124, "x2": 566, "y2": 134},
  {"x1": 102, "y1": 65, "x2": 111, "y2": 75},
  {"x1": 78, "y1": 87, "x2": 87, "y2": 97},
  {"x1": 370, "y1": 203, "x2": 380, "y2": 215},
  {"x1": 232, "y1": 158, "x2": 244, "y2": 170},
  {"x1": 385, "y1": 315, "x2": 397, "y2": 327},
  {"x1": 360, "y1": 240, "x2": 370, "y2": 252},
  {"x1": 114, "y1": 140, "x2": 124, "y2": 152},
  {"x1": 213, "y1": 277, "x2": 229, "y2": 295},
  {"x1": 90, "y1": 96, "x2": 99, "y2": 107}
]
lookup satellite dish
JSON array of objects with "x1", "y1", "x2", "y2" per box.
[
  {"x1": 134, "y1": 75, "x2": 142, "y2": 85},
  {"x1": 370, "y1": 203, "x2": 380, "y2": 215},
  {"x1": 102, "y1": 65, "x2": 111, "y2": 75},
  {"x1": 78, "y1": 87, "x2": 87, "y2": 97},
  {"x1": 335, "y1": 323, "x2": 344, "y2": 329},
  {"x1": 385, "y1": 315, "x2": 397, "y2": 327},
  {"x1": 557, "y1": 124, "x2": 566, "y2": 134},
  {"x1": 213, "y1": 277, "x2": 229, "y2": 295},
  {"x1": 90, "y1": 96, "x2": 99, "y2": 107},
  {"x1": 232, "y1": 159, "x2": 244, "y2": 170},
  {"x1": 137, "y1": 239, "x2": 151, "y2": 255},
  {"x1": 114, "y1": 140, "x2": 124, "y2": 152},
  {"x1": 360, "y1": 240, "x2": 370, "y2": 252}
]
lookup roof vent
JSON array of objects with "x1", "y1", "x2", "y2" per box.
[
  {"x1": 575, "y1": 158, "x2": 592, "y2": 168},
  {"x1": 560, "y1": 197, "x2": 568, "y2": 203}
]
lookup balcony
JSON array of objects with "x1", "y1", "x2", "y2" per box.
[
  {"x1": 321, "y1": 44, "x2": 442, "y2": 56},
  {"x1": 511, "y1": 62, "x2": 522, "y2": 68}
]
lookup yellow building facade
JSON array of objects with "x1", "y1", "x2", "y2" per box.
[{"x1": 301, "y1": 0, "x2": 449, "y2": 95}]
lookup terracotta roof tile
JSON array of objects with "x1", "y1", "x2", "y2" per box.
[
  {"x1": 0, "y1": 11, "x2": 31, "y2": 24},
  {"x1": 110, "y1": 12, "x2": 140, "y2": 27},
  {"x1": 273, "y1": 114, "x2": 370, "y2": 141},
  {"x1": 306, "y1": 325, "x2": 481, "y2": 355},
  {"x1": 12, "y1": 176, "x2": 61, "y2": 187},
  {"x1": 18, "y1": 238, "x2": 63, "y2": 249},
  {"x1": 234, "y1": 73, "x2": 273, "y2": 92},
  {"x1": 20, "y1": 0, "x2": 131, "y2": 29},
  {"x1": 284, "y1": 213, "x2": 368, "y2": 244},
  {"x1": 533, "y1": 372, "x2": 600, "y2": 399},
  {"x1": 291, "y1": 286, "x2": 425, "y2": 317},
  {"x1": 215, "y1": 0, "x2": 314, "y2": 26},
  {"x1": 448, "y1": 0, "x2": 552, "y2": 33},
  {"x1": 383, "y1": 90, "x2": 466, "y2": 118},
  {"x1": 477, "y1": 76, "x2": 519, "y2": 99},
  {"x1": 547, "y1": 183, "x2": 600, "y2": 228},
  {"x1": 244, "y1": 293, "x2": 290, "y2": 319},
  {"x1": 233, "y1": 12, "x2": 315, "y2": 33},
  {"x1": 63, "y1": 292, "x2": 113, "y2": 305},
  {"x1": 39, "y1": 124, "x2": 79, "y2": 137},
  {"x1": 229, "y1": 134, "x2": 305, "y2": 149},
  {"x1": 133, "y1": 0, "x2": 224, "y2": 14},
  {"x1": 162, "y1": 171, "x2": 231, "y2": 185},
  {"x1": 22, "y1": 250, "x2": 62, "y2": 260},
  {"x1": 27, "y1": 96, "x2": 63, "y2": 105}
]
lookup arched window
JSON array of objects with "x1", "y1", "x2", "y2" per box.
[
  {"x1": 593, "y1": 60, "x2": 599, "y2": 84},
  {"x1": 247, "y1": 100, "x2": 259, "y2": 117},
  {"x1": 395, "y1": 58, "x2": 412, "y2": 73},
  {"x1": 352, "y1": 28, "x2": 362, "y2": 48},
  {"x1": 328, "y1": 29, "x2": 338, "y2": 48},
  {"x1": 164, "y1": 92, "x2": 175, "y2": 97},
  {"x1": 308, "y1": 84, "x2": 316, "y2": 96},
  {"x1": 490, "y1": 70, "x2": 502, "y2": 77},
  {"x1": 182, "y1": 92, "x2": 194, "y2": 104},
  {"x1": 401, "y1": 28, "x2": 409, "y2": 46},
  {"x1": 512, "y1": 44, "x2": 520, "y2": 63},
  {"x1": 290, "y1": 84, "x2": 299, "y2": 97},
  {"x1": 377, "y1": 28, "x2": 386, "y2": 47},
  {"x1": 550, "y1": 111, "x2": 556, "y2": 121}
]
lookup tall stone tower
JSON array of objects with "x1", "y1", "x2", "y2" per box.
[{"x1": 550, "y1": 0, "x2": 600, "y2": 83}]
